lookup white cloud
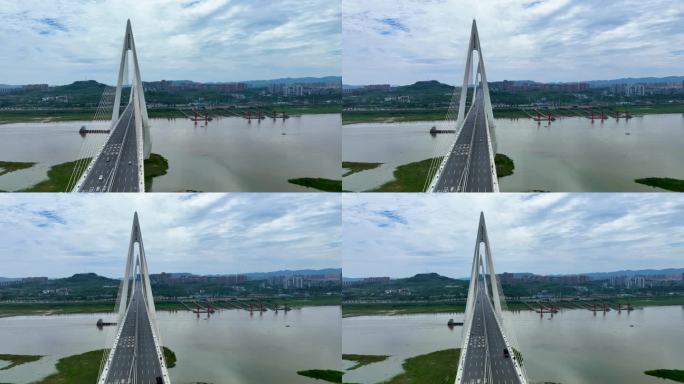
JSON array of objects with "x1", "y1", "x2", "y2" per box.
[
  {"x1": 0, "y1": 193, "x2": 341, "y2": 278},
  {"x1": 0, "y1": 0, "x2": 341, "y2": 84},
  {"x1": 343, "y1": 0, "x2": 684, "y2": 84},
  {"x1": 342, "y1": 193, "x2": 684, "y2": 278}
]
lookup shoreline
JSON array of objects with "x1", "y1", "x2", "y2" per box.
[
  {"x1": 342, "y1": 107, "x2": 684, "y2": 125},
  {"x1": 0, "y1": 107, "x2": 341, "y2": 125},
  {"x1": 342, "y1": 296, "x2": 684, "y2": 317},
  {"x1": 0, "y1": 298, "x2": 341, "y2": 318}
]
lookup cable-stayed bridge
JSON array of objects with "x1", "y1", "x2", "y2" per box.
[
  {"x1": 70, "y1": 20, "x2": 151, "y2": 192},
  {"x1": 427, "y1": 20, "x2": 498, "y2": 192},
  {"x1": 98, "y1": 212, "x2": 170, "y2": 384},
  {"x1": 455, "y1": 212, "x2": 527, "y2": 384}
]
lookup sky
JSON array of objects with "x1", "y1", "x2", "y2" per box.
[
  {"x1": 343, "y1": 0, "x2": 684, "y2": 85},
  {"x1": 0, "y1": 194, "x2": 340, "y2": 278},
  {"x1": 0, "y1": 0, "x2": 340, "y2": 85},
  {"x1": 343, "y1": 193, "x2": 684, "y2": 278}
]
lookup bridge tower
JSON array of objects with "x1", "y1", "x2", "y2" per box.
[
  {"x1": 455, "y1": 212, "x2": 527, "y2": 384},
  {"x1": 97, "y1": 212, "x2": 171, "y2": 384},
  {"x1": 114, "y1": 211, "x2": 158, "y2": 325},
  {"x1": 113, "y1": 19, "x2": 151, "y2": 160},
  {"x1": 456, "y1": 20, "x2": 496, "y2": 153}
]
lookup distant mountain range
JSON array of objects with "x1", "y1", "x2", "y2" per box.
[
  {"x1": 1, "y1": 76, "x2": 341, "y2": 89},
  {"x1": 344, "y1": 76, "x2": 684, "y2": 88},
  {"x1": 0, "y1": 268, "x2": 341, "y2": 281},
  {"x1": 344, "y1": 268, "x2": 684, "y2": 280}
]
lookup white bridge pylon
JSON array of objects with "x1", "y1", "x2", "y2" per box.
[
  {"x1": 455, "y1": 212, "x2": 527, "y2": 384},
  {"x1": 456, "y1": 20, "x2": 495, "y2": 144},
  {"x1": 97, "y1": 212, "x2": 171, "y2": 384},
  {"x1": 114, "y1": 19, "x2": 151, "y2": 160},
  {"x1": 72, "y1": 19, "x2": 150, "y2": 192},
  {"x1": 427, "y1": 20, "x2": 499, "y2": 193}
]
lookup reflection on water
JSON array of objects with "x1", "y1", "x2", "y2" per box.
[
  {"x1": 0, "y1": 114, "x2": 341, "y2": 192},
  {"x1": 342, "y1": 306, "x2": 684, "y2": 384},
  {"x1": 0, "y1": 306, "x2": 341, "y2": 384},
  {"x1": 342, "y1": 114, "x2": 684, "y2": 192}
]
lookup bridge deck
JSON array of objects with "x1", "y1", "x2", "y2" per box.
[
  {"x1": 78, "y1": 102, "x2": 141, "y2": 192},
  {"x1": 461, "y1": 282, "x2": 521, "y2": 384},
  {"x1": 104, "y1": 283, "x2": 163, "y2": 384},
  {"x1": 433, "y1": 91, "x2": 493, "y2": 192}
]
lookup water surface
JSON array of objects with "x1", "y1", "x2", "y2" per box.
[
  {"x1": 342, "y1": 114, "x2": 684, "y2": 192},
  {"x1": 0, "y1": 306, "x2": 341, "y2": 384},
  {"x1": 0, "y1": 114, "x2": 341, "y2": 192},
  {"x1": 342, "y1": 306, "x2": 684, "y2": 384}
]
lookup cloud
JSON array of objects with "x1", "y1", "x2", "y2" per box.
[
  {"x1": 343, "y1": 0, "x2": 684, "y2": 84},
  {"x1": 342, "y1": 193, "x2": 684, "y2": 278},
  {"x1": 0, "y1": 193, "x2": 341, "y2": 278},
  {"x1": 0, "y1": 0, "x2": 340, "y2": 84}
]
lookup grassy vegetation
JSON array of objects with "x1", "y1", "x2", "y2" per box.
[
  {"x1": 371, "y1": 157, "x2": 442, "y2": 192},
  {"x1": 20, "y1": 158, "x2": 91, "y2": 192},
  {"x1": 163, "y1": 347, "x2": 176, "y2": 368},
  {"x1": 297, "y1": 369, "x2": 343, "y2": 383},
  {"x1": 343, "y1": 303, "x2": 466, "y2": 318},
  {"x1": 343, "y1": 354, "x2": 390, "y2": 370},
  {"x1": 16, "y1": 153, "x2": 168, "y2": 192},
  {"x1": 364, "y1": 152, "x2": 512, "y2": 192},
  {"x1": 288, "y1": 177, "x2": 342, "y2": 192},
  {"x1": 0, "y1": 354, "x2": 42, "y2": 370},
  {"x1": 282, "y1": 296, "x2": 341, "y2": 307},
  {"x1": 0, "y1": 161, "x2": 35, "y2": 176},
  {"x1": 495, "y1": 154, "x2": 515, "y2": 178},
  {"x1": 383, "y1": 349, "x2": 460, "y2": 384},
  {"x1": 635, "y1": 177, "x2": 684, "y2": 192},
  {"x1": 144, "y1": 153, "x2": 169, "y2": 191},
  {"x1": 343, "y1": 110, "x2": 449, "y2": 125},
  {"x1": 342, "y1": 103, "x2": 684, "y2": 124},
  {"x1": 342, "y1": 161, "x2": 382, "y2": 177},
  {"x1": 342, "y1": 296, "x2": 684, "y2": 317},
  {"x1": 0, "y1": 104, "x2": 339, "y2": 125},
  {"x1": 644, "y1": 369, "x2": 684, "y2": 382},
  {"x1": 34, "y1": 349, "x2": 104, "y2": 384},
  {"x1": 31, "y1": 347, "x2": 176, "y2": 383},
  {"x1": 0, "y1": 296, "x2": 340, "y2": 318}
]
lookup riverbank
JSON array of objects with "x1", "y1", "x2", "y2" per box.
[
  {"x1": 342, "y1": 162, "x2": 382, "y2": 177},
  {"x1": 366, "y1": 153, "x2": 514, "y2": 192},
  {"x1": 0, "y1": 354, "x2": 42, "y2": 371},
  {"x1": 288, "y1": 177, "x2": 342, "y2": 192},
  {"x1": 0, "y1": 105, "x2": 341, "y2": 124},
  {"x1": 0, "y1": 161, "x2": 35, "y2": 176},
  {"x1": 297, "y1": 369, "x2": 343, "y2": 383},
  {"x1": 342, "y1": 104, "x2": 684, "y2": 124},
  {"x1": 343, "y1": 354, "x2": 389, "y2": 370},
  {"x1": 644, "y1": 369, "x2": 684, "y2": 383},
  {"x1": 635, "y1": 177, "x2": 684, "y2": 192},
  {"x1": 383, "y1": 348, "x2": 459, "y2": 384},
  {"x1": 0, "y1": 296, "x2": 340, "y2": 317},
  {"x1": 14, "y1": 153, "x2": 169, "y2": 192},
  {"x1": 342, "y1": 295, "x2": 684, "y2": 317}
]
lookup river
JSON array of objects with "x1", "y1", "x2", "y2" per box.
[
  {"x1": 342, "y1": 305, "x2": 684, "y2": 383},
  {"x1": 0, "y1": 306, "x2": 340, "y2": 384},
  {"x1": 342, "y1": 114, "x2": 684, "y2": 192},
  {"x1": 0, "y1": 114, "x2": 340, "y2": 192}
]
